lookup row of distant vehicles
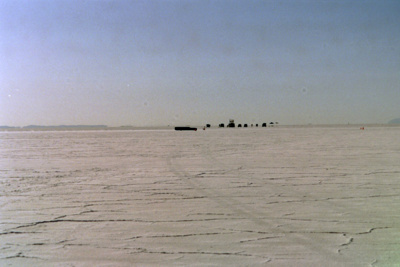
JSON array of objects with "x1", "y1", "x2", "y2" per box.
[
  {"x1": 175, "y1": 119, "x2": 278, "y2": 131},
  {"x1": 219, "y1": 119, "x2": 277, "y2": 128}
]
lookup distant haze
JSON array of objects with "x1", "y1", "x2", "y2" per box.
[
  {"x1": 388, "y1": 118, "x2": 400, "y2": 124},
  {"x1": 1, "y1": 0, "x2": 399, "y2": 127}
]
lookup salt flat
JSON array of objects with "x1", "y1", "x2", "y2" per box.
[{"x1": 1, "y1": 126, "x2": 399, "y2": 266}]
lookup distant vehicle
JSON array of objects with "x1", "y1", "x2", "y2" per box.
[
  {"x1": 244, "y1": 124, "x2": 248, "y2": 127},
  {"x1": 175, "y1": 127, "x2": 197, "y2": 131},
  {"x1": 206, "y1": 124, "x2": 211, "y2": 128},
  {"x1": 227, "y1": 119, "x2": 235, "y2": 128},
  {"x1": 219, "y1": 123, "x2": 225, "y2": 127},
  {"x1": 262, "y1": 123, "x2": 267, "y2": 127},
  {"x1": 238, "y1": 124, "x2": 242, "y2": 127}
]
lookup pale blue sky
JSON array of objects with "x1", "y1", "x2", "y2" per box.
[{"x1": 1, "y1": 0, "x2": 399, "y2": 126}]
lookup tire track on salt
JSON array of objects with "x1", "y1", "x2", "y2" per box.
[
  {"x1": 167, "y1": 141, "x2": 352, "y2": 264},
  {"x1": 193, "y1": 133, "x2": 389, "y2": 266}
]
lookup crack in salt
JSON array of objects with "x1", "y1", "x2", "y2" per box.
[
  {"x1": 239, "y1": 236, "x2": 283, "y2": 243},
  {"x1": 127, "y1": 232, "x2": 230, "y2": 240},
  {"x1": 129, "y1": 249, "x2": 272, "y2": 261},
  {"x1": 2, "y1": 252, "x2": 42, "y2": 260},
  {"x1": 0, "y1": 217, "x2": 249, "y2": 235}
]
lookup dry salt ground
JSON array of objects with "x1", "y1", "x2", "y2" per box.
[{"x1": 1, "y1": 126, "x2": 400, "y2": 266}]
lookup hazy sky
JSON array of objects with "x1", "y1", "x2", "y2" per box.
[{"x1": 1, "y1": 0, "x2": 399, "y2": 126}]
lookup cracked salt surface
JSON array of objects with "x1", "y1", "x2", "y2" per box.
[{"x1": 1, "y1": 126, "x2": 400, "y2": 266}]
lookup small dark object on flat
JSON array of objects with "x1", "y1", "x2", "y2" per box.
[{"x1": 175, "y1": 127, "x2": 197, "y2": 131}]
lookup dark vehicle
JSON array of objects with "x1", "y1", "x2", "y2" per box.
[
  {"x1": 262, "y1": 123, "x2": 267, "y2": 127},
  {"x1": 219, "y1": 123, "x2": 225, "y2": 127},
  {"x1": 175, "y1": 127, "x2": 197, "y2": 131}
]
